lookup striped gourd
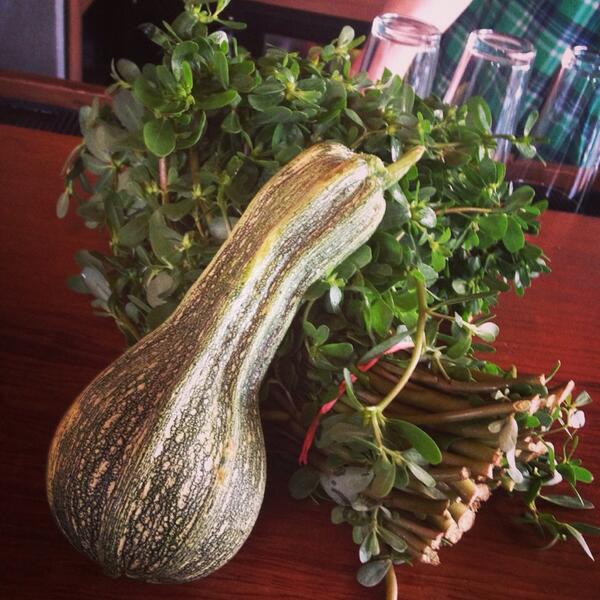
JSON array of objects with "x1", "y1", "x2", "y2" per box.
[{"x1": 46, "y1": 141, "x2": 423, "y2": 583}]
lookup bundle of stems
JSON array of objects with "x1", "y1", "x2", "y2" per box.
[{"x1": 265, "y1": 355, "x2": 592, "y2": 599}]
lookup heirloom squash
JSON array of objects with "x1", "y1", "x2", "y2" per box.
[{"x1": 47, "y1": 141, "x2": 424, "y2": 582}]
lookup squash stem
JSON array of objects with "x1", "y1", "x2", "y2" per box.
[
  {"x1": 376, "y1": 279, "x2": 427, "y2": 412},
  {"x1": 384, "y1": 145, "x2": 426, "y2": 189}
]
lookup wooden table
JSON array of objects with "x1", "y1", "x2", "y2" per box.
[{"x1": 1, "y1": 123, "x2": 599, "y2": 599}]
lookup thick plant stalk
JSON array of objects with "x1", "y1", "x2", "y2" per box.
[
  {"x1": 392, "y1": 400, "x2": 531, "y2": 425},
  {"x1": 388, "y1": 513, "x2": 444, "y2": 545},
  {"x1": 385, "y1": 566, "x2": 398, "y2": 600},
  {"x1": 277, "y1": 355, "x2": 585, "y2": 596},
  {"x1": 428, "y1": 466, "x2": 471, "y2": 482},
  {"x1": 449, "y1": 479, "x2": 484, "y2": 506},
  {"x1": 429, "y1": 511, "x2": 462, "y2": 543},
  {"x1": 369, "y1": 369, "x2": 471, "y2": 411},
  {"x1": 448, "y1": 439, "x2": 503, "y2": 465},
  {"x1": 379, "y1": 361, "x2": 545, "y2": 395},
  {"x1": 386, "y1": 491, "x2": 449, "y2": 516},
  {"x1": 448, "y1": 501, "x2": 476, "y2": 532},
  {"x1": 387, "y1": 521, "x2": 440, "y2": 553},
  {"x1": 440, "y1": 451, "x2": 495, "y2": 480}
]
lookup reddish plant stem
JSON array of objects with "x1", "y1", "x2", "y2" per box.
[
  {"x1": 159, "y1": 156, "x2": 169, "y2": 204},
  {"x1": 385, "y1": 566, "x2": 398, "y2": 600}
]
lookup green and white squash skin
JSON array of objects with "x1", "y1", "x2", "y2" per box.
[{"x1": 47, "y1": 141, "x2": 387, "y2": 583}]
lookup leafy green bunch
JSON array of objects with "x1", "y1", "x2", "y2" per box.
[
  {"x1": 57, "y1": 0, "x2": 596, "y2": 595},
  {"x1": 60, "y1": 0, "x2": 544, "y2": 344}
]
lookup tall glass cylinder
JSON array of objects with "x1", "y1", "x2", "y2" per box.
[
  {"x1": 444, "y1": 29, "x2": 536, "y2": 161},
  {"x1": 519, "y1": 46, "x2": 600, "y2": 214},
  {"x1": 360, "y1": 14, "x2": 441, "y2": 98}
]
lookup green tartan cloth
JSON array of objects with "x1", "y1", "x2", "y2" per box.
[{"x1": 433, "y1": 0, "x2": 600, "y2": 162}]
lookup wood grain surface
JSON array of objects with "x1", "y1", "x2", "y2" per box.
[{"x1": 1, "y1": 123, "x2": 599, "y2": 599}]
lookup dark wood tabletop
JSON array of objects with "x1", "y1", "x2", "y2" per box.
[{"x1": 1, "y1": 122, "x2": 599, "y2": 599}]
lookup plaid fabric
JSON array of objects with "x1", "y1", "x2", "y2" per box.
[{"x1": 433, "y1": 0, "x2": 600, "y2": 160}]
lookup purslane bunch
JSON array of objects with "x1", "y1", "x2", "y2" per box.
[{"x1": 57, "y1": 0, "x2": 597, "y2": 596}]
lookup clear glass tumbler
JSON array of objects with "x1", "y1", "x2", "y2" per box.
[
  {"x1": 360, "y1": 13, "x2": 441, "y2": 98},
  {"x1": 444, "y1": 29, "x2": 536, "y2": 161},
  {"x1": 514, "y1": 46, "x2": 600, "y2": 214}
]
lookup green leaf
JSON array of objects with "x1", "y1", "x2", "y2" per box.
[
  {"x1": 117, "y1": 213, "x2": 149, "y2": 247},
  {"x1": 523, "y1": 476, "x2": 542, "y2": 506},
  {"x1": 394, "y1": 464, "x2": 409, "y2": 489},
  {"x1": 149, "y1": 210, "x2": 182, "y2": 261},
  {"x1": 405, "y1": 460, "x2": 436, "y2": 487},
  {"x1": 331, "y1": 505, "x2": 346, "y2": 525},
  {"x1": 347, "y1": 245, "x2": 372, "y2": 269},
  {"x1": 370, "y1": 300, "x2": 393, "y2": 337},
  {"x1": 176, "y1": 111, "x2": 207, "y2": 149},
  {"x1": 248, "y1": 85, "x2": 284, "y2": 111},
  {"x1": 116, "y1": 58, "x2": 140, "y2": 83},
  {"x1": 503, "y1": 216, "x2": 525, "y2": 253},
  {"x1": 447, "y1": 330, "x2": 472, "y2": 359},
  {"x1": 303, "y1": 280, "x2": 329, "y2": 301},
  {"x1": 196, "y1": 89, "x2": 240, "y2": 110},
  {"x1": 506, "y1": 185, "x2": 535, "y2": 210},
  {"x1": 417, "y1": 206, "x2": 437, "y2": 228},
  {"x1": 213, "y1": 51, "x2": 230, "y2": 88},
  {"x1": 171, "y1": 40, "x2": 199, "y2": 78},
  {"x1": 180, "y1": 61, "x2": 193, "y2": 93},
  {"x1": 466, "y1": 96, "x2": 492, "y2": 131},
  {"x1": 161, "y1": 198, "x2": 197, "y2": 221},
  {"x1": 516, "y1": 142, "x2": 537, "y2": 158},
  {"x1": 540, "y1": 494, "x2": 594, "y2": 509},
  {"x1": 288, "y1": 466, "x2": 320, "y2": 499},
  {"x1": 359, "y1": 534, "x2": 374, "y2": 563},
  {"x1": 370, "y1": 455, "x2": 396, "y2": 497},
  {"x1": 56, "y1": 191, "x2": 69, "y2": 219},
  {"x1": 143, "y1": 119, "x2": 175, "y2": 157},
  {"x1": 398, "y1": 81, "x2": 415, "y2": 114},
  {"x1": 556, "y1": 463, "x2": 576, "y2": 485},
  {"x1": 356, "y1": 560, "x2": 391, "y2": 588},
  {"x1": 563, "y1": 523, "x2": 595, "y2": 561},
  {"x1": 381, "y1": 188, "x2": 410, "y2": 229},
  {"x1": 479, "y1": 213, "x2": 508, "y2": 241},
  {"x1": 575, "y1": 391, "x2": 592, "y2": 407},
  {"x1": 112, "y1": 89, "x2": 144, "y2": 132},
  {"x1": 252, "y1": 106, "x2": 294, "y2": 126},
  {"x1": 302, "y1": 320, "x2": 317, "y2": 339},
  {"x1": 222, "y1": 110, "x2": 242, "y2": 134},
  {"x1": 314, "y1": 324, "x2": 330, "y2": 345},
  {"x1": 67, "y1": 274, "x2": 89, "y2": 294},
  {"x1": 388, "y1": 420, "x2": 442, "y2": 464},
  {"x1": 342, "y1": 368, "x2": 363, "y2": 411},
  {"x1": 524, "y1": 110, "x2": 539, "y2": 136},
  {"x1": 359, "y1": 328, "x2": 411, "y2": 363},
  {"x1": 133, "y1": 76, "x2": 163, "y2": 109},
  {"x1": 320, "y1": 343, "x2": 354, "y2": 359},
  {"x1": 572, "y1": 465, "x2": 594, "y2": 484},
  {"x1": 379, "y1": 527, "x2": 408, "y2": 553},
  {"x1": 84, "y1": 123, "x2": 125, "y2": 162}
]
